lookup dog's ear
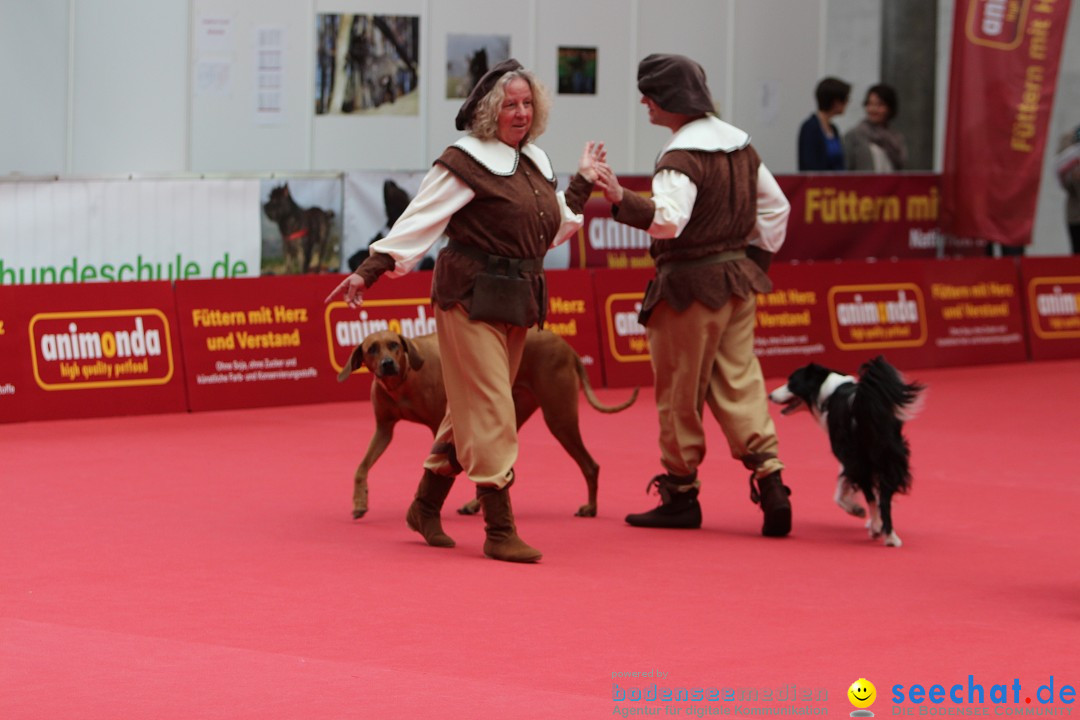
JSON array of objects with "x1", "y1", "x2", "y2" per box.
[
  {"x1": 337, "y1": 345, "x2": 364, "y2": 382},
  {"x1": 401, "y1": 334, "x2": 425, "y2": 371}
]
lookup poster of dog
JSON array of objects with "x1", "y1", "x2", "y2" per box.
[
  {"x1": 445, "y1": 33, "x2": 511, "y2": 99},
  {"x1": 260, "y1": 178, "x2": 343, "y2": 275},
  {"x1": 315, "y1": 14, "x2": 419, "y2": 116}
]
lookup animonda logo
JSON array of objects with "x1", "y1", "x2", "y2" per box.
[{"x1": 29, "y1": 310, "x2": 174, "y2": 390}]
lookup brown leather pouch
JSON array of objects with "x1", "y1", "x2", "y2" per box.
[{"x1": 469, "y1": 269, "x2": 533, "y2": 326}]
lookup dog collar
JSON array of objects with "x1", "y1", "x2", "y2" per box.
[
  {"x1": 286, "y1": 228, "x2": 309, "y2": 241},
  {"x1": 451, "y1": 136, "x2": 555, "y2": 180}
]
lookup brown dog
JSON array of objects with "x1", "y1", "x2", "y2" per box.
[{"x1": 338, "y1": 328, "x2": 637, "y2": 520}]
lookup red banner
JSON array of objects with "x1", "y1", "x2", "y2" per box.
[
  {"x1": 543, "y1": 270, "x2": 604, "y2": 388},
  {"x1": 941, "y1": 0, "x2": 1072, "y2": 245},
  {"x1": 591, "y1": 259, "x2": 1027, "y2": 387},
  {"x1": 774, "y1": 174, "x2": 984, "y2": 261},
  {"x1": 176, "y1": 274, "x2": 375, "y2": 411},
  {"x1": 575, "y1": 174, "x2": 985, "y2": 266},
  {"x1": 591, "y1": 269, "x2": 654, "y2": 388},
  {"x1": 569, "y1": 178, "x2": 655, "y2": 270},
  {"x1": 0, "y1": 281, "x2": 187, "y2": 423},
  {"x1": 1020, "y1": 256, "x2": 1080, "y2": 360},
  {"x1": 323, "y1": 270, "x2": 604, "y2": 395}
]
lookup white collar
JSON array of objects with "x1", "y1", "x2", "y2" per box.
[
  {"x1": 661, "y1": 115, "x2": 750, "y2": 155},
  {"x1": 452, "y1": 136, "x2": 555, "y2": 180}
]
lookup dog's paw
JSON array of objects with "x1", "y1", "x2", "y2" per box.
[
  {"x1": 457, "y1": 499, "x2": 481, "y2": 516},
  {"x1": 838, "y1": 500, "x2": 866, "y2": 518},
  {"x1": 883, "y1": 532, "x2": 903, "y2": 548},
  {"x1": 575, "y1": 504, "x2": 597, "y2": 518},
  {"x1": 352, "y1": 509, "x2": 367, "y2": 520},
  {"x1": 865, "y1": 519, "x2": 884, "y2": 539}
]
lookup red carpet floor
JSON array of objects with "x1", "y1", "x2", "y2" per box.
[{"x1": 3, "y1": 360, "x2": 1079, "y2": 719}]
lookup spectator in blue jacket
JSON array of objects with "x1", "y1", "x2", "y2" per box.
[{"x1": 798, "y1": 77, "x2": 851, "y2": 171}]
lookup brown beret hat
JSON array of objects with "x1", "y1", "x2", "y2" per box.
[
  {"x1": 455, "y1": 58, "x2": 523, "y2": 131},
  {"x1": 637, "y1": 53, "x2": 715, "y2": 116}
]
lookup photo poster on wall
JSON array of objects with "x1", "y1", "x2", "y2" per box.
[
  {"x1": 314, "y1": 14, "x2": 419, "y2": 116},
  {"x1": 445, "y1": 33, "x2": 511, "y2": 99},
  {"x1": 259, "y1": 179, "x2": 344, "y2": 275},
  {"x1": 557, "y1": 46, "x2": 597, "y2": 95}
]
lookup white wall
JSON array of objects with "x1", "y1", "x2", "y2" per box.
[
  {"x1": 311, "y1": 0, "x2": 427, "y2": 171},
  {"x1": 426, "y1": 0, "x2": 537, "y2": 166},
  {"x1": 70, "y1": 0, "x2": 189, "y2": 174},
  {"x1": 190, "y1": 0, "x2": 313, "y2": 171},
  {"x1": 2, "y1": 0, "x2": 1078, "y2": 254},
  {"x1": 633, "y1": 0, "x2": 732, "y2": 173},
  {"x1": 0, "y1": 0, "x2": 69, "y2": 174},
  {"x1": 823, "y1": 0, "x2": 883, "y2": 140}
]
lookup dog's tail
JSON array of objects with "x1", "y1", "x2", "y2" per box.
[
  {"x1": 857, "y1": 355, "x2": 925, "y2": 421},
  {"x1": 853, "y1": 356, "x2": 924, "y2": 494},
  {"x1": 575, "y1": 357, "x2": 638, "y2": 413}
]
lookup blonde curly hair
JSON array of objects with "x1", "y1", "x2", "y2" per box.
[{"x1": 467, "y1": 69, "x2": 550, "y2": 144}]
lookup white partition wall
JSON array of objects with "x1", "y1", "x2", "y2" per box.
[
  {"x1": 823, "y1": 0, "x2": 883, "y2": 141},
  {"x1": 633, "y1": 0, "x2": 733, "y2": 174},
  {"x1": 3, "y1": 0, "x2": 1080, "y2": 255},
  {"x1": 190, "y1": 0, "x2": 313, "y2": 172},
  {"x1": 425, "y1": 0, "x2": 536, "y2": 163},
  {"x1": 310, "y1": 0, "x2": 427, "y2": 171},
  {"x1": 70, "y1": 0, "x2": 189, "y2": 174},
  {"x1": 730, "y1": 0, "x2": 822, "y2": 175},
  {"x1": 532, "y1": 0, "x2": 634, "y2": 176},
  {"x1": 0, "y1": 0, "x2": 69, "y2": 175}
]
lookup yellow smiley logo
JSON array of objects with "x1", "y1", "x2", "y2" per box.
[{"x1": 848, "y1": 678, "x2": 877, "y2": 708}]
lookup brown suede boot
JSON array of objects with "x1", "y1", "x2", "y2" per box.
[
  {"x1": 476, "y1": 481, "x2": 542, "y2": 563},
  {"x1": 406, "y1": 469, "x2": 456, "y2": 548},
  {"x1": 751, "y1": 471, "x2": 792, "y2": 537}
]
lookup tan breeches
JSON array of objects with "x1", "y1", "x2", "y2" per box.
[
  {"x1": 647, "y1": 297, "x2": 783, "y2": 481},
  {"x1": 423, "y1": 305, "x2": 526, "y2": 488}
]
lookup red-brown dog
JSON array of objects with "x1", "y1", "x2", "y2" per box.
[{"x1": 338, "y1": 328, "x2": 637, "y2": 519}]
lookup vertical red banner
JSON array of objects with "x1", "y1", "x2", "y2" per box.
[{"x1": 941, "y1": 0, "x2": 1072, "y2": 246}]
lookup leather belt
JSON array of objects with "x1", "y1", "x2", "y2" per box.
[
  {"x1": 448, "y1": 239, "x2": 543, "y2": 275},
  {"x1": 658, "y1": 248, "x2": 746, "y2": 273}
]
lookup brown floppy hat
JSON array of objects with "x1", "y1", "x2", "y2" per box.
[
  {"x1": 455, "y1": 58, "x2": 524, "y2": 131},
  {"x1": 637, "y1": 53, "x2": 715, "y2": 116}
]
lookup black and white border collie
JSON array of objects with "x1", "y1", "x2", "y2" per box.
[{"x1": 769, "y1": 356, "x2": 924, "y2": 547}]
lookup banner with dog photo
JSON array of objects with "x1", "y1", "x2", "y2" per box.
[
  {"x1": 342, "y1": 171, "x2": 436, "y2": 274},
  {"x1": 342, "y1": 171, "x2": 575, "y2": 274},
  {"x1": 260, "y1": 177, "x2": 343, "y2": 275}
]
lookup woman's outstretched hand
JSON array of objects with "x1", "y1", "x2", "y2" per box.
[
  {"x1": 578, "y1": 141, "x2": 607, "y2": 183},
  {"x1": 325, "y1": 273, "x2": 367, "y2": 309},
  {"x1": 594, "y1": 162, "x2": 624, "y2": 204}
]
